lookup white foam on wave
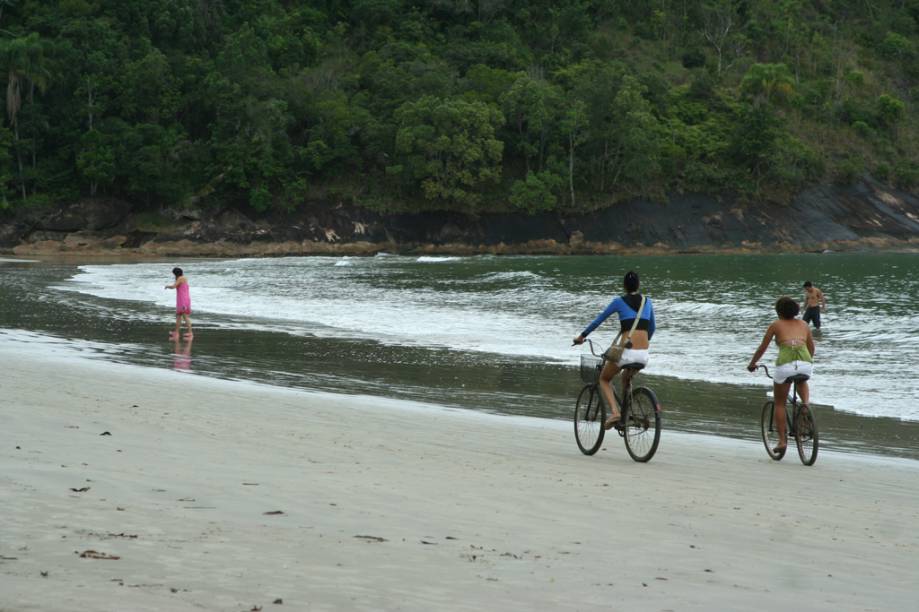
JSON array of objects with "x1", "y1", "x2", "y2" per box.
[
  {"x1": 416, "y1": 256, "x2": 464, "y2": 263},
  {"x1": 58, "y1": 258, "x2": 572, "y2": 359},
  {"x1": 480, "y1": 270, "x2": 544, "y2": 283}
]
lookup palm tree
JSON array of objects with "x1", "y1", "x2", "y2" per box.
[
  {"x1": 740, "y1": 63, "x2": 795, "y2": 108},
  {"x1": 0, "y1": 1, "x2": 17, "y2": 29},
  {"x1": 1, "y1": 33, "x2": 51, "y2": 199}
]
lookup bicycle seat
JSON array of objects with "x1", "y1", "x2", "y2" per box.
[
  {"x1": 621, "y1": 363, "x2": 645, "y2": 371},
  {"x1": 786, "y1": 374, "x2": 810, "y2": 383}
]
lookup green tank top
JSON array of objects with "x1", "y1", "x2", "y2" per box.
[{"x1": 776, "y1": 343, "x2": 812, "y2": 366}]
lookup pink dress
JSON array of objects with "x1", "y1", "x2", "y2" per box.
[{"x1": 176, "y1": 280, "x2": 191, "y2": 315}]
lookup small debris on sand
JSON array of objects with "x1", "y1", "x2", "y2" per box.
[
  {"x1": 69, "y1": 487, "x2": 90, "y2": 493},
  {"x1": 263, "y1": 510, "x2": 285, "y2": 516},
  {"x1": 78, "y1": 550, "x2": 120, "y2": 560},
  {"x1": 353, "y1": 535, "x2": 386, "y2": 543}
]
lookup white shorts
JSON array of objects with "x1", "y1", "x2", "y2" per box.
[
  {"x1": 618, "y1": 348, "x2": 649, "y2": 368},
  {"x1": 774, "y1": 361, "x2": 813, "y2": 384}
]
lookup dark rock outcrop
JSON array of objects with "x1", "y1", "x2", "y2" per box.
[{"x1": 2, "y1": 179, "x2": 919, "y2": 256}]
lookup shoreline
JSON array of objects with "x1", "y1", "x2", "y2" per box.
[
  {"x1": 5, "y1": 332, "x2": 919, "y2": 466},
  {"x1": 3, "y1": 344, "x2": 919, "y2": 611},
  {"x1": 4, "y1": 324, "x2": 919, "y2": 460},
  {"x1": 6, "y1": 234, "x2": 919, "y2": 259}
]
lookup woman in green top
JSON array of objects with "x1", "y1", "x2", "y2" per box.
[{"x1": 747, "y1": 297, "x2": 816, "y2": 453}]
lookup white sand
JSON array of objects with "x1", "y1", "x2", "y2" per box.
[{"x1": 2, "y1": 347, "x2": 918, "y2": 612}]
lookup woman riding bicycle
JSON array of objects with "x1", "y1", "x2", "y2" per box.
[
  {"x1": 747, "y1": 296, "x2": 816, "y2": 454},
  {"x1": 573, "y1": 270, "x2": 656, "y2": 430}
]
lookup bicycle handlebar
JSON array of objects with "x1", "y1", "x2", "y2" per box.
[
  {"x1": 572, "y1": 338, "x2": 607, "y2": 357},
  {"x1": 586, "y1": 338, "x2": 602, "y2": 356}
]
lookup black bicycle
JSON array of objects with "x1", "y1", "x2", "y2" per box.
[
  {"x1": 574, "y1": 339, "x2": 661, "y2": 462},
  {"x1": 755, "y1": 365, "x2": 818, "y2": 466}
]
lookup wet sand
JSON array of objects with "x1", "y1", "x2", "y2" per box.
[{"x1": 2, "y1": 349, "x2": 918, "y2": 611}]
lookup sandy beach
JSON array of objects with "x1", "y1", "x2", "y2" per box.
[{"x1": 2, "y1": 347, "x2": 918, "y2": 612}]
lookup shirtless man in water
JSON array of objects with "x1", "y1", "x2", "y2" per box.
[{"x1": 802, "y1": 281, "x2": 826, "y2": 329}]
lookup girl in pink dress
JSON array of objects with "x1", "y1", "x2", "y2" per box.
[{"x1": 165, "y1": 267, "x2": 193, "y2": 339}]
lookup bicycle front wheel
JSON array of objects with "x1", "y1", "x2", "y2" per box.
[
  {"x1": 574, "y1": 384, "x2": 605, "y2": 455},
  {"x1": 760, "y1": 401, "x2": 786, "y2": 460},
  {"x1": 794, "y1": 404, "x2": 819, "y2": 466},
  {"x1": 623, "y1": 387, "x2": 661, "y2": 462}
]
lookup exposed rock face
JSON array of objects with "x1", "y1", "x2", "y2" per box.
[
  {"x1": 2, "y1": 180, "x2": 919, "y2": 256},
  {"x1": 23, "y1": 198, "x2": 130, "y2": 233}
]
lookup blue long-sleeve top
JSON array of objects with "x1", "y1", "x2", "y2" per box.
[{"x1": 581, "y1": 294, "x2": 655, "y2": 340}]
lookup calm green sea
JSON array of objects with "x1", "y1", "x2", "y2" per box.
[{"x1": 2, "y1": 253, "x2": 918, "y2": 459}]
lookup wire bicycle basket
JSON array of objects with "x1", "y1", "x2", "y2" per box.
[{"x1": 580, "y1": 354, "x2": 602, "y2": 384}]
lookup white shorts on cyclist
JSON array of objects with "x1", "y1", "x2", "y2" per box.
[
  {"x1": 618, "y1": 348, "x2": 649, "y2": 368},
  {"x1": 774, "y1": 360, "x2": 812, "y2": 384}
]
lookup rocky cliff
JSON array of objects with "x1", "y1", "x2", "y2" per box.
[{"x1": 2, "y1": 180, "x2": 919, "y2": 257}]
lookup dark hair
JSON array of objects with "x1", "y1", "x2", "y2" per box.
[
  {"x1": 172, "y1": 267, "x2": 183, "y2": 278},
  {"x1": 623, "y1": 270, "x2": 640, "y2": 293},
  {"x1": 803, "y1": 280, "x2": 812, "y2": 288},
  {"x1": 775, "y1": 296, "x2": 800, "y2": 319}
]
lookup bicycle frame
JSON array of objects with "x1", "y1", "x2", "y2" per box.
[
  {"x1": 585, "y1": 339, "x2": 638, "y2": 416},
  {"x1": 754, "y1": 363, "x2": 818, "y2": 465},
  {"x1": 757, "y1": 364, "x2": 803, "y2": 436},
  {"x1": 574, "y1": 339, "x2": 662, "y2": 461}
]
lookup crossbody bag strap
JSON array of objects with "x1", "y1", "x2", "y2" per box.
[{"x1": 622, "y1": 295, "x2": 646, "y2": 344}]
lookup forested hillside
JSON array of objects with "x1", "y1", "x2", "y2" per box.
[{"x1": 2, "y1": 1, "x2": 919, "y2": 217}]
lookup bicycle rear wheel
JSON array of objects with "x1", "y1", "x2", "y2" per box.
[
  {"x1": 760, "y1": 401, "x2": 786, "y2": 461},
  {"x1": 623, "y1": 387, "x2": 661, "y2": 462},
  {"x1": 574, "y1": 384, "x2": 605, "y2": 455},
  {"x1": 794, "y1": 404, "x2": 819, "y2": 466}
]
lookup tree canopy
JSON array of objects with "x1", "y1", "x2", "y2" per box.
[{"x1": 2, "y1": 0, "x2": 918, "y2": 214}]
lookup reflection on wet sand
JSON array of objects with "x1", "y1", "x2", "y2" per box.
[{"x1": 172, "y1": 336, "x2": 193, "y2": 371}]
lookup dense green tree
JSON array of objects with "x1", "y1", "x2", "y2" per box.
[
  {"x1": 76, "y1": 129, "x2": 115, "y2": 197},
  {"x1": 509, "y1": 170, "x2": 561, "y2": 213},
  {"x1": 392, "y1": 95, "x2": 503, "y2": 207},
  {"x1": 877, "y1": 94, "x2": 905, "y2": 128},
  {"x1": 606, "y1": 76, "x2": 665, "y2": 194},
  {"x1": 0, "y1": 0, "x2": 917, "y2": 215},
  {"x1": 500, "y1": 73, "x2": 560, "y2": 173},
  {"x1": 740, "y1": 63, "x2": 795, "y2": 108}
]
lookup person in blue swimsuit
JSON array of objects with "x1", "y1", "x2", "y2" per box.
[{"x1": 573, "y1": 271, "x2": 656, "y2": 430}]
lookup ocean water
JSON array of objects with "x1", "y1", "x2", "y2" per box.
[{"x1": 52, "y1": 252, "x2": 919, "y2": 422}]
